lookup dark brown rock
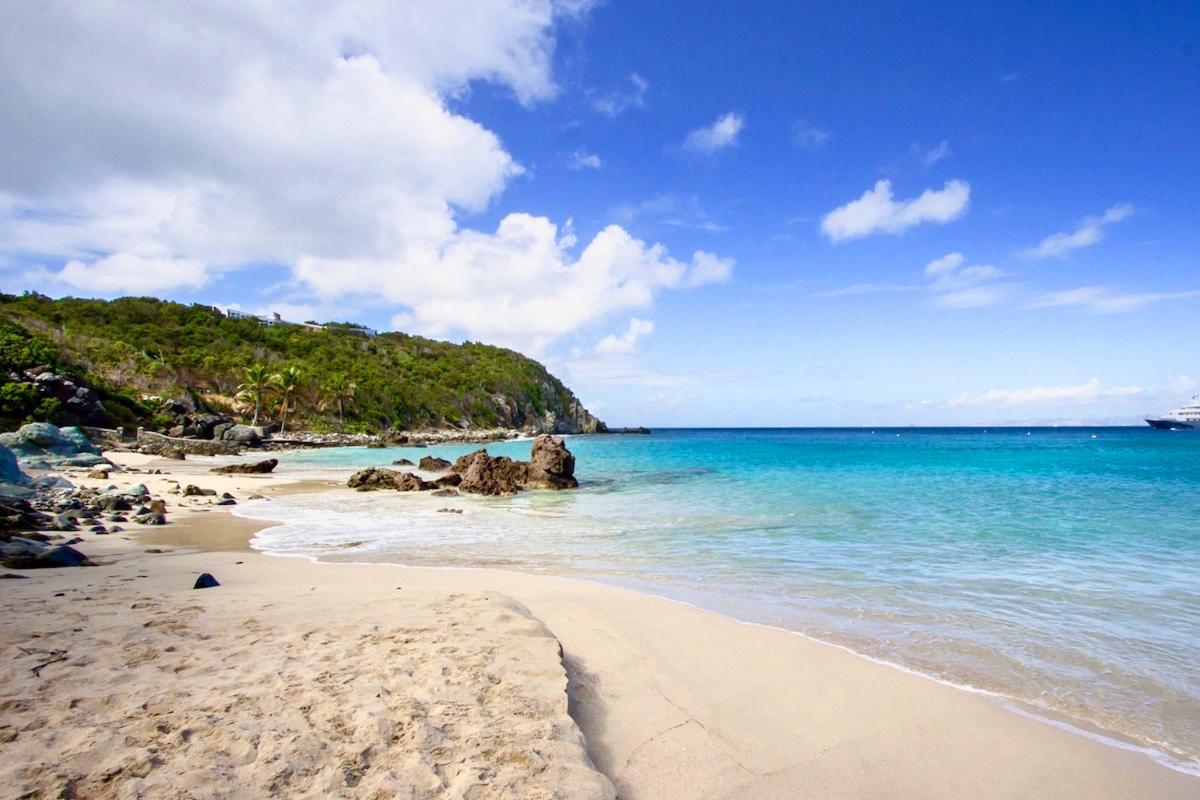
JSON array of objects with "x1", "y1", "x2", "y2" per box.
[
  {"x1": 525, "y1": 434, "x2": 578, "y2": 489},
  {"x1": 418, "y1": 456, "x2": 452, "y2": 472},
  {"x1": 434, "y1": 473, "x2": 462, "y2": 488},
  {"x1": 211, "y1": 459, "x2": 278, "y2": 475},
  {"x1": 457, "y1": 451, "x2": 529, "y2": 496},
  {"x1": 395, "y1": 473, "x2": 433, "y2": 492},
  {"x1": 347, "y1": 467, "x2": 400, "y2": 491}
]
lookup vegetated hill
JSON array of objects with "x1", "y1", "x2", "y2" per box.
[{"x1": 0, "y1": 293, "x2": 605, "y2": 435}]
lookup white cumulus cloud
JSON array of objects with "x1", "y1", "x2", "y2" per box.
[
  {"x1": 595, "y1": 317, "x2": 654, "y2": 354},
  {"x1": 0, "y1": 1, "x2": 732, "y2": 352},
  {"x1": 821, "y1": 179, "x2": 970, "y2": 241},
  {"x1": 1021, "y1": 204, "x2": 1135, "y2": 259},
  {"x1": 296, "y1": 215, "x2": 732, "y2": 353},
  {"x1": 683, "y1": 112, "x2": 745, "y2": 153}
]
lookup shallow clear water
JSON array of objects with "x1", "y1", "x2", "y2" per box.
[{"x1": 238, "y1": 428, "x2": 1200, "y2": 772}]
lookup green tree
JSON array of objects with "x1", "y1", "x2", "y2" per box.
[
  {"x1": 237, "y1": 363, "x2": 273, "y2": 426},
  {"x1": 319, "y1": 373, "x2": 357, "y2": 429},
  {"x1": 272, "y1": 365, "x2": 302, "y2": 434}
]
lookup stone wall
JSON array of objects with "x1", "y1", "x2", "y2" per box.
[{"x1": 136, "y1": 429, "x2": 242, "y2": 456}]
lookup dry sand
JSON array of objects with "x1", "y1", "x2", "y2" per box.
[{"x1": 2, "y1": 452, "x2": 1197, "y2": 799}]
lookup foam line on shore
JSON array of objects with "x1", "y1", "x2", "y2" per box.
[{"x1": 232, "y1": 497, "x2": 1200, "y2": 780}]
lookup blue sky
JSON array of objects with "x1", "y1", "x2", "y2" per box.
[{"x1": 1, "y1": 1, "x2": 1197, "y2": 425}]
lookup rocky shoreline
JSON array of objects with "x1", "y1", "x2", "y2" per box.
[{"x1": 348, "y1": 434, "x2": 578, "y2": 497}]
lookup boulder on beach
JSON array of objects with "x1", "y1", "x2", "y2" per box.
[
  {"x1": 219, "y1": 425, "x2": 262, "y2": 446},
  {"x1": 1, "y1": 541, "x2": 93, "y2": 569},
  {"x1": 0, "y1": 423, "x2": 110, "y2": 472},
  {"x1": 211, "y1": 458, "x2": 278, "y2": 474},
  {"x1": 392, "y1": 458, "x2": 414, "y2": 466},
  {"x1": 0, "y1": 445, "x2": 31, "y2": 486},
  {"x1": 194, "y1": 573, "x2": 220, "y2": 589}
]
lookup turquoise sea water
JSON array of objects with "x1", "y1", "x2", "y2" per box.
[{"x1": 237, "y1": 428, "x2": 1200, "y2": 773}]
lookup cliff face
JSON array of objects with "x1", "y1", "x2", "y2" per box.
[
  {"x1": 487, "y1": 385, "x2": 605, "y2": 434},
  {"x1": 0, "y1": 293, "x2": 604, "y2": 435}
]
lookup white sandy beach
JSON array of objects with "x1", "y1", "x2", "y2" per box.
[{"x1": 2, "y1": 452, "x2": 1198, "y2": 799}]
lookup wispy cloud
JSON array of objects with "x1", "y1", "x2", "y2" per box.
[
  {"x1": 1021, "y1": 203, "x2": 1135, "y2": 259},
  {"x1": 566, "y1": 148, "x2": 602, "y2": 170},
  {"x1": 791, "y1": 120, "x2": 831, "y2": 149},
  {"x1": 592, "y1": 73, "x2": 649, "y2": 117},
  {"x1": 813, "y1": 282, "x2": 920, "y2": 298},
  {"x1": 682, "y1": 112, "x2": 744, "y2": 153},
  {"x1": 1025, "y1": 285, "x2": 1199, "y2": 313},
  {"x1": 931, "y1": 286, "x2": 1009, "y2": 309},
  {"x1": 916, "y1": 140, "x2": 952, "y2": 166},
  {"x1": 611, "y1": 194, "x2": 728, "y2": 233},
  {"x1": 922, "y1": 252, "x2": 1008, "y2": 308},
  {"x1": 821, "y1": 179, "x2": 970, "y2": 241},
  {"x1": 924, "y1": 251, "x2": 964, "y2": 276},
  {"x1": 948, "y1": 377, "x2": 1143, "y2": 407}
]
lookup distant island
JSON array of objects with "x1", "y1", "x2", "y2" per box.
[{"x1": 0, "y1": 292, "x2": 606, "y2": 439}]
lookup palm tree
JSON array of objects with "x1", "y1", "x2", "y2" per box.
[
  {"x1": 236, "y1": 363, "x2": 272, "y2": 427},
  {"x1": 272, "y1": 366, "x2": 303, "y2": 434},
  {"x1": 320, "y1": 374, "x2": 357, "y2": 429}
]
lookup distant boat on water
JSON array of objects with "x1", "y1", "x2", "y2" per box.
[{"x1": 1146, "y1": 396, "x2": 1200, "y2": 429}]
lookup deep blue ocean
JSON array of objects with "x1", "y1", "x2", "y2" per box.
[{"x1": 236, "y1": 427, "x2": 1200, "y2": 773}]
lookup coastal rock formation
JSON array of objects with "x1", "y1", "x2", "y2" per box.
[
  {"x1": 0, "y1": 423, "x2": 113, "y2": 471},
  {"x1": 347, "y1": 467, "x2": 400, "y2": 491},
  {"x1": 395, "y1": 473, "x2": 434, "y2": 492},
  {"x1": 526, "y1": 435, "x2": 579, "y2": 489},
  {"x1": 418, "y1": 455, "x2": 452, "y2": 472},
  {"x1": 211, "y1": 458, "x2": 278, "y2": 474},
  {"x1": 347, "y1": 437, "x2": 579, "y2": 496},
  {"x1": 0, "y1": 445, "x2": 30, "y2": 486},
  {"x1": 456, "y1": 451, "x2": 530, "y2": 496},
  {"x1": 346, "y1": 468, "x2": 434, "y2": 492}
]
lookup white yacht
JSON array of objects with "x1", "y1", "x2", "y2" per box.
[{"x1": 1146, "y1": 396, "x2": 1200, "y2": 429}]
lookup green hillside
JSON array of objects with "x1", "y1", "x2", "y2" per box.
[{"x1": 0, "y1": 293, "x2": 603, "y2": 435}]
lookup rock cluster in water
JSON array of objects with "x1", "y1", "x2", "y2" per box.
[{"x1": 347, "y1": 435, "x2": 578, "y2": 497}]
